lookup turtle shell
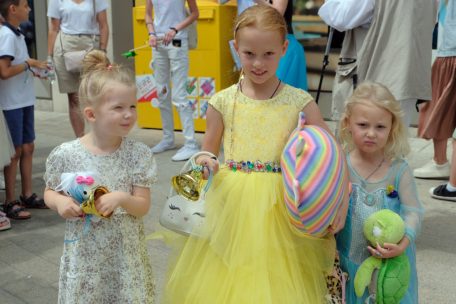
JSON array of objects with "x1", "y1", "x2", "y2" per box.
[{"x1": 376, "y1": 254, "x2": 411, "y2": 304}]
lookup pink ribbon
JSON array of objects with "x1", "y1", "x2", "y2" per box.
[{"x1": 76, "y1": 175, "x2": 94, "y2": 186}]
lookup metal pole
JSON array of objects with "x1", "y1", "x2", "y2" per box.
[{"x1": 315, "y1": 27, "x2": 334, "y2": 104}]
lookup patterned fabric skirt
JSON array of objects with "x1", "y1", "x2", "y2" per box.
[{"x1": 418, "y1": 56, "x2": 456, "y2": 140}]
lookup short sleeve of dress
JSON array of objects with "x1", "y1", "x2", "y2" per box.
[
  {"x1": 44, "y1": 145, "x2": 66, "y2": 190},
  {"x1": 131, "y1": 142, "x2": 158, "y2": 188},
  {"x1": 296, "y1": 89, "x2": 313, "y2": 109},
  {"x1": 208, "y1": 90, "x2": 224, "y2": 115}
]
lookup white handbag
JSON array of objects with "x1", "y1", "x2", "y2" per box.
[
  {"x1": 62, "y1": 49, "x2": 91, "y2": 73},
  {"x1": 159, "y1": 151, "x2": 217, "y2": 236}
]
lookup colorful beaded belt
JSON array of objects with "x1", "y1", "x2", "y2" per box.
[{"x1": 225, "y1": 160, "x2": 282, "y2": 173}]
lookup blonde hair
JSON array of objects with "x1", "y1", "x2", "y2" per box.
[
  {"x1": 234, "y1": 4, "x2": 287, "y2": 43},
  {"x1": 79, "y1": 50, "x2": 135, "y2": 108},
  {"x1": 339, "y1": 82, "x2": 410, "y2": 159}
]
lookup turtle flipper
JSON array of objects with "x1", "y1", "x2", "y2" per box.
[{"x1": 354, "y1": 256, "x2": 382, "y2": 297}]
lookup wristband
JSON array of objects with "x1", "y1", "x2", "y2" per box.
[
  {"x1": 148, "y1": 32, "x2": 156, "y2": 37},
  {"x1": 24, "y1": 61, "x2": 30, "y2": 71},
  {"x1": 170, "y1": 27, "x2": 178, "y2": 34}
]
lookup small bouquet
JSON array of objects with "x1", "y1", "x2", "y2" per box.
[{"x1": 386, "y1": 185, "x2": 398, "y2": 198}]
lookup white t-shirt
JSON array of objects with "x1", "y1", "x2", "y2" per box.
[
  {"x1": 151, "y1": 0, "x2": 188, "y2": 39},
  {"x1": 318, "y1": 0, "x2": 375, "y2": 32},
  {"x1": 47, "y1": 0, "x2": 109, "y2": 35},
  {"x1": 0, "y1": 24, "x2": 35, "y2": 111}
]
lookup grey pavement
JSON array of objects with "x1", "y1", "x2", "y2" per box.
[{"x1": 0, "y1": 110, "x2": 455, "y2": 304}]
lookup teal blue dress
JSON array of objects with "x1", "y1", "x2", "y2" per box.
[
  {"x1": 337, "y1": 156, "x2": 424, "y2": 304},
  {"x1": 277, "y1": 1, "x2": 308, "y2": 90}
]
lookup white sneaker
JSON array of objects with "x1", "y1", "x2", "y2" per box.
[
  {"x1": 171, "y1": 144, "x2": 200, "y2": 162},
  {"x1": 413, "y1": 160, "x2": 450, "y2": 179},
  {"x1": 151, "y1": 140, "x2": 176, "y2": 154}
]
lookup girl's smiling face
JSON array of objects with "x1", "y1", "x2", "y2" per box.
[
  {"x1": 347, "y1": 101, "x2": 393, "y2": 155},
  {"x1": 235, "y1": 26, "x2": 287, "y2": 85},
  {"x1": 90, "y1": 82, "x2": 138, "y2": 138}
]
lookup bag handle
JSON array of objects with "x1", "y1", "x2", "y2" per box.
[{"x1": 168, "y1": 151, "x2": 218, "y2": 199}]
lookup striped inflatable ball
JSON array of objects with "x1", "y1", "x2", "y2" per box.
[{"x1": 281, "y1": 112, "x2": 348, "y2": 237}]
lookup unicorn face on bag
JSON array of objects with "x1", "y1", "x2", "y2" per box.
[
  {"x1": 160, "y1": 198, "x2": 205, "y2": 236},
  {"x1": 56, "y1": 172, "x2": 98, "y2": 204}
]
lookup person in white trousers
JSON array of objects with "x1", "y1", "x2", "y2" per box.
[{"x1": 145, "y1": 0, "x2": 199, "y2": 161}]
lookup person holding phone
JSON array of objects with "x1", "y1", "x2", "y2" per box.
[{"x1": 145, "y1": 0, "x2": 200, "y2": 162}]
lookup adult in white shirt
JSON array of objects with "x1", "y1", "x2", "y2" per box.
[
  {"x1": 47, "y1": 0, "x2": 109, "y2": 137},
  {"x1": 319, "y1": 0, "x2": 436, "y2": 128},
  {"x1": 145, "y1": 0, "x2": 200, "y2": 162}
]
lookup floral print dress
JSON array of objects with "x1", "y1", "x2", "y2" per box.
[{"x1": 44, "y1": 138, "x2": 157, "y2": 304}]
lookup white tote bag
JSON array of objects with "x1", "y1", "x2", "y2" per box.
[{"x1": 159, "y1": 151, "x2": 217, "y2": 236}]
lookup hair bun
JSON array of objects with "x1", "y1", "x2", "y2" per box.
[{"x1": 82, "y1": 50, "x2": 111, "y2": 75}]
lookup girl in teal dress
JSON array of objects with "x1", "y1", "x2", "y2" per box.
[{"x1": 337, "y1": 82, "x2": 424, "y2": 303}]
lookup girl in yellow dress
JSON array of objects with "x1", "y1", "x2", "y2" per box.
[{"x1": 165, "y1": 5, "x2": 347, "y2": 303}]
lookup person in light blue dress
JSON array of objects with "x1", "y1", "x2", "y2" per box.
[{"x1": 337, "y1": 82, "x2": 424, "y2": 304}]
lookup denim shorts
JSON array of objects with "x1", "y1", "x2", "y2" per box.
[{"x1": 3, "y1": 106, "x2": 35, "y2": 147}]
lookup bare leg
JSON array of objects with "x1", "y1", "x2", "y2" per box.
[
  {"x1": 68, "y1": 92, "x2": 84, "y2": 137},
  {"x1": 19, "y1": 142, "x2": 34, "y2": 198},
  {"x1": 4, "y1": 146, "x2": 21, "y2": 203},
  {"x1": 3, "y1": 146, "x2": 31, "y2": 218},
  {"x1": 450, "y1": 139, "x2": 456, "y2": 187},
  {"x1": 433, "y1": 138, "x2": 449, "y2": 165}
]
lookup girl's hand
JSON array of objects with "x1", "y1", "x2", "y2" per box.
[
  {"x1": 196, "y1": 155, "x2": 219, "y2": 179},
  {"x1": 56, "y1": 197, "x2": 83, "y2": 219},
  {"x1": 328, "y1": 208, "x2": 347, "y2": 235},
  {"x1": 95, "y1": 191, "x2": 129, "y2": 217},
  {"x1": 368, "y1": 237, "x2": 410, "y2": 259},
  {"x1": 163, "y1": 28, "x2": 177, "y2": 46},
  {"x1": 328, "y1": 195, "x2": 349, "y2": 235}
]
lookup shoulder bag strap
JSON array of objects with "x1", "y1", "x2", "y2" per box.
[{"x1": 59, "y1": 32, "x2": 66, "y2": 54}]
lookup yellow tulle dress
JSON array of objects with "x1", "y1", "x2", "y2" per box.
[{"x1": 165, "y1": 84, "x2": 335, "y2": 304}]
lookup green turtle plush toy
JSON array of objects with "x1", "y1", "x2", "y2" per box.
[{"x1": 354, "y1": 209, "x2": 411, "y2": 304}]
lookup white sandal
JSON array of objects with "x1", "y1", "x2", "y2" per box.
[{"x1": 0, "y1": 211, "x2": 11, "y2": 231}]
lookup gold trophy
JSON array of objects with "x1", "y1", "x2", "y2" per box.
[
  {"x1": 81, "y1": 186, "x2": 111, "y2": 218},
  {"x1": 171, "y1": 151, "x2": 218, "y2": 202},
  {"x1": 171, "y1": 168, "x2": 205, "y2": 201}
]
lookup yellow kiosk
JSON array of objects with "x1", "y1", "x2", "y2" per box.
[{"x1": 132, "y1": 0, "x2": 238, "y2": 132}]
